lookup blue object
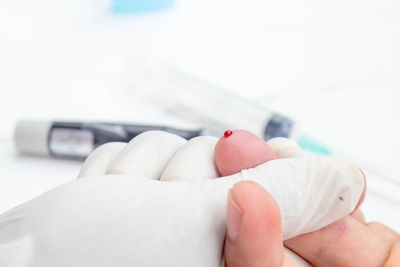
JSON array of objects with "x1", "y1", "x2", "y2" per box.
[
  {"x1": 263, "y1": 114, "x2": 293, "y2": 140},
  {"x1": 263, "y1": 115, "x2": 332, "y2": 155},
  {"x1": 297, "y1": 135, "x2": 332, "y2": 155},
  {"x1": 112, "y1": 0, "x2": 175, "y2": 13}
]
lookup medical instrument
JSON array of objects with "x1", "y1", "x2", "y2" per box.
[
  {"x1": 13, "y1": 120, "x2": 223, "y2": 160},
  {"x1": 137, "y1": 65, "x2": 332, "y2": 155},
  {"x1": 136, "y1": 64, "x2": 400, "y2": 189},
  {"x1": 112, "y1": 0, "x2": 175, "y2": 13},
  {"x1": 12, "y1": 114, "x2": 321, "y2": 161}
]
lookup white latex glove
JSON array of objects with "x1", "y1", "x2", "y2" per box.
[{"x1": 0, "y1": 131, "x2": 364, "y2": 267}]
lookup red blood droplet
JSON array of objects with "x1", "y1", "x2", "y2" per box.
[{"x1": 224, "y1": 130, "x2": 233, "y2": 138}]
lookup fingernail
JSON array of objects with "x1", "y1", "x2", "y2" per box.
[
  {"x1": 227, "y1": 190, "x2": 242, "y2": 242},
  {"x1": 224, "y1": 130, "x2": 233, "y2": 138}
]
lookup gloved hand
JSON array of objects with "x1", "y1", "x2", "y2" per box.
[{"x1": 0, "y1": 131, "x2": 364, "y2": 267}]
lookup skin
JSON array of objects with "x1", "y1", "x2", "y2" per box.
[
  {"x1": 215, "y1": 130, "x2": 277, "y2": 176},
  {"x1": 214, "y1": 130, "x2": 400, "y2": 267}
]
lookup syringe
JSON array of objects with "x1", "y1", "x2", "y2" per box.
[
  {"x1": 136, "y1": 64, "x2": 400, "y2": 190},
  {"x1": 137, "y1": 64, "x2": 332, "y2": 155}
]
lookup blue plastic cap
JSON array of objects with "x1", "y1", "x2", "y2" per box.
[
  {"x1": 112, "y1": 0, "x2": 175, "y2": 13},
  {"x1": 298, "y1": 135, "x2": 332, "y2": 155}
]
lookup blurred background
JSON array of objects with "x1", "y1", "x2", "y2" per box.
[{"x1": 0, "y1": 0, "x2": 399, "y2": 229}]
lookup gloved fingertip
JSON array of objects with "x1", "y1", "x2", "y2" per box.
[{"x1": 266, "y1": 137, "x2": 304, "y2": 158}]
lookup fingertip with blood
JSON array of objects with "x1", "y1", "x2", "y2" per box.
[{"x1": 214, "y1": 130, "x2": 277, "y2": 176}]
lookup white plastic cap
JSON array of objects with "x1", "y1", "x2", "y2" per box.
[{"x1": 14, "y1": 120, "x2": 52, "y2": 156}]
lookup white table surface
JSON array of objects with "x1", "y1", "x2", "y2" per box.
[{"x1": 1, "y1": 0, "x2": 399, "y2": 232}]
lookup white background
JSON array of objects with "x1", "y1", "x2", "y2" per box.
[{"x1": 0, "y1": 0, "x2": 399, "y2": 230}]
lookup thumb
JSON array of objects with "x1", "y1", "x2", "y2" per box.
[
  {"x1": 384, "y1": 241, "x2": 400, "y2": 267},
  {"x1": 225, "y1": 181, "x2": 295, "y2": 267}
]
